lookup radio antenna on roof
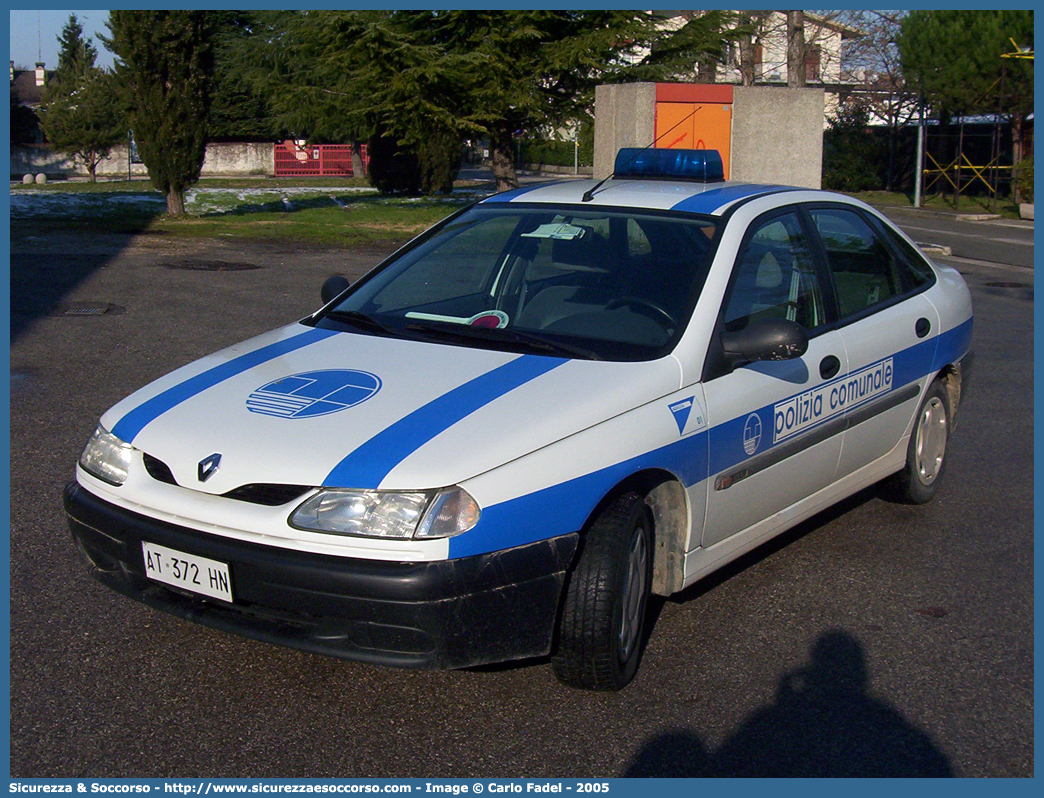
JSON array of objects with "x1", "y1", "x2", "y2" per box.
[{"x1": 581, "y1": 105, "x2": 701, "y2": 203}]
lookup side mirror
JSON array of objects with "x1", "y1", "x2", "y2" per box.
[
  {"x1": 721, "y1": 317, "x2": 808, "y2": 364},
  {"x1": 321, "y1": 275, "x2": 351, "y2": 305}
]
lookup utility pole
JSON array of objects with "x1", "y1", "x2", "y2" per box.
[{"x1": 914, "y1": 98, "x2": 925, "y2": 208}]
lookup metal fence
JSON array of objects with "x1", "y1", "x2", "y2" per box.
[{"x1": 274, "y1": 142, "x2": 368, "y2": 177}]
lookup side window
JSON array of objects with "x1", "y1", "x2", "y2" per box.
[
  {"x1": 724, "y1": 211, "x2": 825, "y2": 332},
  {"x1": 810, "y1": 208, "x2": 929, "y2": 318},
  {"x1": 878, "y1": 223, "x2": 937, "y2": 292}
]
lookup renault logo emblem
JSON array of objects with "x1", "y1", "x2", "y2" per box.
[{"x1": 198, "y1": 453, "x2": 221, "y2": 482}]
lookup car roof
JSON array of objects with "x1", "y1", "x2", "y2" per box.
[{"x1": 480, "y1": 177, "x2": 827, "y2": 217}]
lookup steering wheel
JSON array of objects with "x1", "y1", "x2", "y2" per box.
[{"x1": 605, "y1": 296, "x2": 676, "y2": 328}]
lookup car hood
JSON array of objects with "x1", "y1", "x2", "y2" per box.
[{"x1": 100, "y1": 323, "x2": 682, "y2": 494}]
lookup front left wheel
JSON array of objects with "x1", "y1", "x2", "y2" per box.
[{"x1": 551, "y1": 491, "x2": 653, "y2": 691}]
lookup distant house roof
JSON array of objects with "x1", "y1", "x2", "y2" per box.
[
  {"x1": 805, "y1": 12, "x2": 865, "y2": 40},
  {"x1": 11, "y1": 67, "x2": 52, "y2": 106}
]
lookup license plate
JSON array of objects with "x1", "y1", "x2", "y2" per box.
[{"x1": 142, "y1": 541, "x2": 233, "y2": 602}]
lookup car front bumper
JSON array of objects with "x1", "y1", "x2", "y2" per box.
[{"x1": 64, "y1": 481, "x2": 579, "y2": 670}]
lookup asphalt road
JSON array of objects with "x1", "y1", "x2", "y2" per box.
[
  {"x1": 873, "y1": 205, "x2": 1035, "y2": 270},
  {"x1": 8, "y1": 219, "x2": 1033, "y2": 778}
]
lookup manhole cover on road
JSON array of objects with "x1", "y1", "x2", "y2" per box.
[
  {"x1": 48, "y1": 302, "x2": 126, "y2": 317},
  {"x1": 164, "y1": 260, "x2": 261, "y2": 271},
  {"x1": 984, "y1": 281, "x2": 1031, "y2": 289}
]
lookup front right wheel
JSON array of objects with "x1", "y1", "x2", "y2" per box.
[{"x1": 551, "y1": 490, "x2": 653, "y2": 691}]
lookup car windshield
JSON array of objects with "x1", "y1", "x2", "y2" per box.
[{"x1": 318, "y1": 203, "x2": 719, "y2": 361}]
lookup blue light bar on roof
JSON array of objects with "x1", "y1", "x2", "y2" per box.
[{"x1": 614, "y1": 148, "x2": 725, "y2": 182}]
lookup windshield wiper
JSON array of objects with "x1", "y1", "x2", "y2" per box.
[
  {"x1": 497, "y1": 327, "x2": 603, "y2": 361},
  {"x1": 325, "y1": 310, "x2": 403, "y2": 338},
  {"x1": 406, "y1": 321, "x2": 601, "y2": 361}
]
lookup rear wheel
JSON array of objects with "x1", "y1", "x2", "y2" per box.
[
  {"x1": 888, "y1": 379, "x2": 950, "y2": 504},
  {"x1": 552, "y1": 491, "x2": 653, "y2": 691}
]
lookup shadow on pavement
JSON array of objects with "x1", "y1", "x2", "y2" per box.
[
  {"x1": 624, "y1": 629, "x2": 953, "y2": 777},
  {"x1": 10, "y1": 195, "x2": 166, "y2": 342}
]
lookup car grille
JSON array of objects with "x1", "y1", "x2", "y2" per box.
[
  {"x1": 222, "y1": 484, "x2": 313, "y2": 506},
  {"x1": 141, "y1": 453, "x2": 311, "y2": 506}
]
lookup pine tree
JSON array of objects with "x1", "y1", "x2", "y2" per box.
[
  {"x1": 245, "y1": 10, "x2": 735, "y2": 194},
  {"x1": 417, "y1": 10, "x2": 721, "y2": 191},
  {"x1": 41, "y1": 69, "x2": 125, "y2": 182},
  {"x1": 55, "y1": 14, "x2": 98, "y2": 84},
  {"x1": 899, "y1": 10, "x2": 1034, "y2": 194},
  {"x1": 42, "y1": 14, "x2": 123, "y2": 181},
  {"x1": 104, "y1": 11, "x2": 215, "y2": 215}
]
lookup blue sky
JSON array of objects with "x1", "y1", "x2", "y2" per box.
[{"x1": 9, "y1": 9, "x2": 115, "y2": 71}]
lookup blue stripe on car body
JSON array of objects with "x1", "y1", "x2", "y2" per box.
[
  {"x1": 324, "y1": 354, "x2": 568, "y2": 490},
  {"x1": 707, "y1": 319, "x2": 970, "y2": 477},
  {"x1": 453, "y1": 320, "x2": 973, "y2": 559},
  {"x1": 670, "y1": 184, "x2": 794, "y2": 215},
  {"x1": 931, "y1": 317, "x2": 973, "y2": 372},
  {"x1": 451, "y1": 429, "x2": 710, "y2": 558},
  {"x1": 111, "y1": 327, "x2": 339, "y2": 444},
  {"x1": 481, "y1": 184, "x2": 557, "y2": 203}
]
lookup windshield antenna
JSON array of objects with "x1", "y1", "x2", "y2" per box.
[{"x1": 581, "y1": 105, "x2": 702, "y2": 202}]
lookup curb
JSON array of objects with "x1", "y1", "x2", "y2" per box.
[
  {"x1": 956, "y1": 213, "x2": 1002, "y2": 222},
  {"x1": 918, "y1": 243, "x2": 953, "y2": 256},
  {"x1": 867, "y1": 204, "x2": 1019, "y2": 224}
]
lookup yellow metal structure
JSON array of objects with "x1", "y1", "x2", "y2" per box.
[{"x1": 1001, "y1": 37, "x2": 1033, "y2": 60}]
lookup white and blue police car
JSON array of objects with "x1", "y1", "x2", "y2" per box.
[{"x1": 66, "y1": 149, "x2": 973, "y2": 690}]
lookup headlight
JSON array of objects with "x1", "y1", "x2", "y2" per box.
[
  {"x1": 79, "y1": 425, "x2": 134, "y2": 486},
  {"x1": 289, "y1": 487, "x2": 480, "y2": 540}
]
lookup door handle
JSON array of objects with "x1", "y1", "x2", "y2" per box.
[
  {"x1": 820, "y1": 355, "x2": 841, "y2": 380},
  {"x1": 916, "y1": 317, "x2": 931, "y2": 338}
]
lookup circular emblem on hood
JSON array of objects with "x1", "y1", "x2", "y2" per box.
[{"x1": 247, "y1": 369, "x2": 381, "y2": 419}]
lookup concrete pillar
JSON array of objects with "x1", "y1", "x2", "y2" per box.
[
  {"x1": 731, "y1": 86, "x2": 824, "y2": 188},
  {"x1": 593, "y1": 83, "x2": 657, "y2": 179},
  {"x1": 594, "y1": 81, "x2": 825, "y2": 189}
]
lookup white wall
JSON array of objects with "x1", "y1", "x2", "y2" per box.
[{"x1": 11, "y1": 142, "x2": 276, "y2": 179}]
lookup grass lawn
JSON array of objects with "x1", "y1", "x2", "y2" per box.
[
  {"x1": 12, "y1": 179, "x2": 1026, "y2": 250},
  {"x1": 11, "y1": 177, "x2": 489, "y2": 247},
  {"x1": 845, "y1": 190, "x2": 1023, "y2": 219},
  {"x1": 10, "y1": 175, "x2": 372, "y2": 191}
]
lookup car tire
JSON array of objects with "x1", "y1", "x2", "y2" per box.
[
  {"x1": 888, "y1": 379, "x2": 950, "y2": 504},
  {"x1": 551, "y1": 490, "x2": 653, "y2": 691}
]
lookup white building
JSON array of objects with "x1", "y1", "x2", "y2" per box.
[{"x1": 648, "y1": 11, "x2": 865, "y2": 125}]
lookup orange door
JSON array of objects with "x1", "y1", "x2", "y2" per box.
[{"x1": 655, "y1": 101, "x2": 732, "y2": 179}]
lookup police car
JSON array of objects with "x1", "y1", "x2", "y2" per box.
[{"x1": 65, "y1": 149, "x2": 973, "y2": 691}]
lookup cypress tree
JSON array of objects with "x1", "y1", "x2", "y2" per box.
[{"x1": 104, "y1": 11, "x2": 214, "y2": 215}]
